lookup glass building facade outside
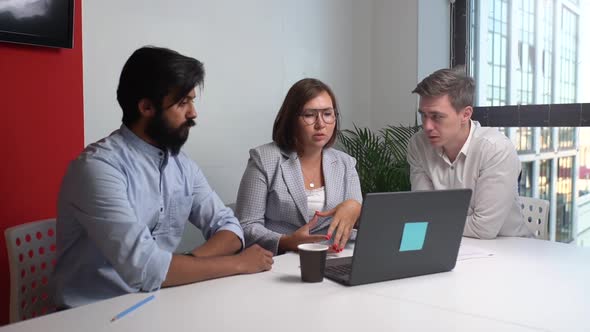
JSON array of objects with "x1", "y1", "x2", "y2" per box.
[{"x1": 469, "y1": 0, "x2": 590, "y2": 245}]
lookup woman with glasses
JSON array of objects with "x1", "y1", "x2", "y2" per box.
[{"x1": 235, "y1": 78, "x2": 362, "y2": 255}]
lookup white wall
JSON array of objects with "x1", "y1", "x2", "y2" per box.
[
  {"x1": 369, "y1": 0, "x2": 418, "y2": 129},
  {"x1": 418, "y1": 0, "x2": 451, "y2": 80},
  {"x1": 83, "y1": 0, "x2": 449, "y2": 203},
  {"x1": 367, "y1": 0, "x2": 450, "y2": 129}
]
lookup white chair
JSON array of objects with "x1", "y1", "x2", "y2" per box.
[
  {"x1": 4, "y1": 219, "x2": 57, "y2": 322},
  {"x1": 519, "y1": 196, "x2": 550, "y2": 240}
]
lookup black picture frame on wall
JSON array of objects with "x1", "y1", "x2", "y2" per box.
[{"x1": 0, "y1": 0, "x2": 74, "y2": 49}]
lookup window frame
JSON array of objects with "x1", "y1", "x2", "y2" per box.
[
  {"x1": 450, "y1": 0, "x2": 589, "y2": 243},
  {"x1": 451, "y1": 0, "x2": 590, "y2": 126}
]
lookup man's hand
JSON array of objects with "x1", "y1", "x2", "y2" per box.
[{"x1": 235, "y1": 244, "x2": 274, "y2": 273}]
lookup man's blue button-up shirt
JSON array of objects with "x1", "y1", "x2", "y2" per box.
[{"x1": 53, "y1": 125, "x2": 244, "y2": 308}]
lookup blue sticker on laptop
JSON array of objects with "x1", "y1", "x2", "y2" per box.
[{"x1": 399, "y1": 222, "x2": 429, "y2": 252}]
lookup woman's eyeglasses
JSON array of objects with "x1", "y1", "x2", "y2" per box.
[{"x1": 299, "y1": 108, "x2": 337, "y2": 125}]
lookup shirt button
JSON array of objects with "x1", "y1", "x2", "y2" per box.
[
  {"x1": 450, "y1": 166, "x2": 455, "y2": 170},
  {"x1": 152, "y1": 236, "x2": 156, "y2": 240},
  {"x1": 160, "y1": 207, "x2": 164, "y2": 212}
]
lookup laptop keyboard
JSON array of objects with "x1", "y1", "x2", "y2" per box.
[{"x1": 325, "y1": 263, "x2": 352, "y2": 276}]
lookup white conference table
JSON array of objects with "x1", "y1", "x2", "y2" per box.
[{"x1": 1, "y1": 237, "x2": 589, "y2": 332}]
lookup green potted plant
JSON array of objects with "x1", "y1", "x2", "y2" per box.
[{"x1": 337, "y1": 124, "x2": 420, "y2": 195}]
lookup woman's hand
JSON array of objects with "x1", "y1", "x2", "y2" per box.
[
  {"x1": 317, "y1": 199, "x2": 361, "y2": 251},
  {"x1": 278, "y1": 213, "x2": 328, "y2": 252}
]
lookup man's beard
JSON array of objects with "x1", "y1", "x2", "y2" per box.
[{"x1": 145, "y1": 112, "x2": 196, "y2": 156}]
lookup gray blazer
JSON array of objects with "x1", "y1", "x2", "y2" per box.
[{"x1": 235, "y1": 142, "x2": 363, "y2": 255}]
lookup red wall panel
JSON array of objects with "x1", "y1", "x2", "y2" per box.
[{"x1": 0, "y1": 0, "x2": 83, "y2": 325}]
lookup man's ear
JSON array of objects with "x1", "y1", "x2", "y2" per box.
[
  {"x1": 138, "y1": 98, "x2": 156, "y2": 118},
  {"x1": 462, "y1": 106, "x2": 473, "y2": 125}
]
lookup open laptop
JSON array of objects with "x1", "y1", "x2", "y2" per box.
[{"x1": 324, "y1": 189, "x2": 472, "y2": 286}]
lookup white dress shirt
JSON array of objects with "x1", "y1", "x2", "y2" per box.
[
  {"x1": 306, "y1": 186, "x2": 326, "y2": 220},
  {"x1": 407, "y1": 120, "x2": 532, "y2": 239}
]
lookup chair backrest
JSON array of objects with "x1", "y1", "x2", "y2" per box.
[
  {"x1": 519, "y1": 196, "x2": 550, "y2": 240},
  {"x1": 4, "y1": 219, "x2": 57, "y2": 323}
]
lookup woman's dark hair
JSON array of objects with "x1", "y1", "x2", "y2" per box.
[
  {"x1": 272, "y1": 78, "x2": 339, "y2": 152},
  {"x1": 117, "y1": 46, "x2": 205, "y2": 126}
]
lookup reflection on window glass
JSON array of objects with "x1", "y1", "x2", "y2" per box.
[
  {"x1": 556, "y1": 157, "x2": 574, "y2": 242},
  {"x1": 558, "y1": 128, "x2": 575, "y2": 150},
  {"x1": 541, "y1": 0, "x2": 553, "y2": 103},
  {"x1": 469, "y1": 0, "x2": 587, "y2": 244},
  {"x1": 516, "y1": 127, "x2": 533, "y2": 152},
  {"x1": 519, "y1": 161, "x2": 533, "y2": 197},
  {"x1": 558, "y1": 7, "x2": 578, "y2": 103},
  {"x1": 540, "y1": 127, "x2": 552, "y2": 151},
  {"x1": 515, "y1": 0, "x2": 534, "y2": 104},
  {"x1": 486, "y1": 0, "x2": 508, "y2": 106},
  {"x1": 539, "y1": 159, "x2": 552, "y2": 201},
  {"x1": 580, "y1": 128, "x2": 590, "y2": 197},
  {"x1": 579, "y1": 128, "x2": 590, "y2": 247}
]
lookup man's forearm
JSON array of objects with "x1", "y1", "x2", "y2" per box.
[
  {"x1": 463, "y1": 210, "x2": 506, "y2": 239},
  {"x1": 191, "y1": 230, "x2": 242, "y2": 257},
  {"x1": 162, "y1": 254, "x2": 243, "y2": 287}
]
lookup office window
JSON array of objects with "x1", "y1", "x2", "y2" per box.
[
  {"x1": 541, "y1": 0, "x2": 553, "y2": 104},
  {"x1": 580, "y1": 128, "x2": 590, "y2": 197},
  {"x1": 466, "y1": 0, "x2": 589, "y2": 244},
  {"x1": 539, "y1": 159, "x2": 552, "y2": 201},
  {"x1": 520, "y1": 161, "x2": 534, "y2": 197},
  {"x1": 516, "y1": 127, "x2": 533, "y2": 152},
  {"x1": 558, "y1": 127, "x2": 575, "y2": 150},
  {"x1": 556, "y1": 156, "x2": 574, "y2": 242},
  {"x1": 515, "y1": 0, "x2": 534, "y2": 105},
  {"x1": 558, "y1": 7, "x2": 577, "y2": 103},
  {"x1": 540, "y1": 127, "x2": 552, "y2": 151},
  {"x1": 486, "y1": 0, "x2": 508, "y2": 106},
  {"x1": 579, "y1": 127, "x2": 590, "y2": 247}
]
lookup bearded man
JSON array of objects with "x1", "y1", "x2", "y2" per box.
[{"x1": 53, "y1": 46, "x2": 273, "y2": 309}]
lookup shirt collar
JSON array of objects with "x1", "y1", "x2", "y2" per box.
[
  {"x1": 458, "y1": 120, "x2": 476, "y2": 157},
  {"x1": 436, "y1": 119, "x2": 476, "y2": 160},
  {"x1": 119, "y1": 124, "x2": 168, "y2": 161}
]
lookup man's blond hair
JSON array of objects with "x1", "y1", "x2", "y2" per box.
[{"x1": 412, "y1": 67, "x2": 475, "y2": 112}]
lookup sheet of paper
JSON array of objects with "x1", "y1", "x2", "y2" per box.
[{"x1": 457, "y1": 243, "x2": 495, "y2": 261}]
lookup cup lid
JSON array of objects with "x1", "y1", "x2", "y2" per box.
[{"x1": 297, "y1": 243, "x2": 329, "y2": 251}]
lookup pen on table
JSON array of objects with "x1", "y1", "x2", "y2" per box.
[{"x1": 110, "y1": 294, "x2": 156, "y2": 322}]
